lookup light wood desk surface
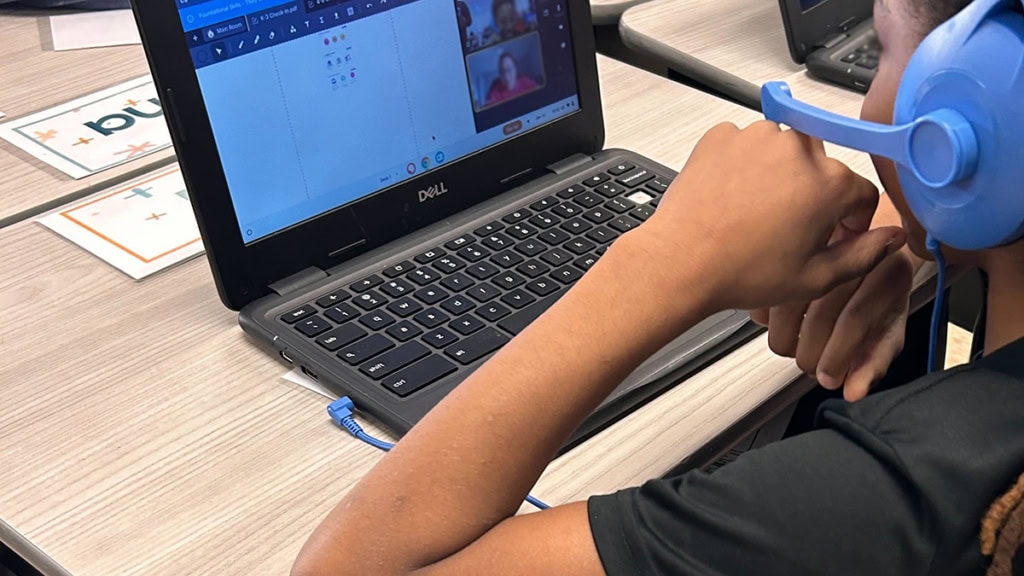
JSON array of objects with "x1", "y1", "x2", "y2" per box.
[
  {"x1": 590, "y1": 0, "x2": 649, "y2": 27},
  {"x1": 0, "y1": 12, "x2": 175, "y2": 227},
  {"x1": 0, "y1": 56, "x2": 815, "y2": 576}
]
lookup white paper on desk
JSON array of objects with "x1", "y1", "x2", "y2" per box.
[
  {"x1": 39, "y1": 166, "x2": 204, "y2": 280},
  {"x1": 283, "y1": 368, "x2": 340, "y2": 400},
  {"x1": 0, "y1": 76, "x2": 170, "y2": 179},
  {"x1": 50, "y1": 10, "x2": 141, "y2": 51}
]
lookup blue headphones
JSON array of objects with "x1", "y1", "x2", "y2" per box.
[{"x1": 762, "y1": 0, "x2": 1024, "y2": 252}]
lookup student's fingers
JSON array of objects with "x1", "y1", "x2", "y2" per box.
[
  {"x1": 767, "y1": 302, "x2": 808, "y2": 358},
  {"x1": 842, "y1": 328, "x2": 905, "y2": 402},
  {"x1": 821, "y1": 159, "x2": 880, "y2": 231},
  {"x1": 794, "y1": 279, "x2": 862, "y2": 377},
  {"x1": 805, "y1": 227, "x2": 906, "y2": 298},
  {"x1": 750, "y1": 308, "x2": 770, "y2": 327}
]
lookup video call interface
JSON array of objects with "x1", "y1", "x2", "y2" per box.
[{"x1": 176, "y1": 0, "x2": 579, "y2": 242}]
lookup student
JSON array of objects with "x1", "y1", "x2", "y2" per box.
[
  {"x1": 492, "y1": 0, "x2": 525, "y2": 40},
  {"x1": 486, "y1": 52, "x2": 539, "y2": 106},
  {"x1": 293, "y1": 0, "x2": 1024, "y2": 574}
]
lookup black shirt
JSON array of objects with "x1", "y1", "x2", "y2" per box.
[{"x1": 589, "y1": 337, "x2": 1024, "y2": 576}]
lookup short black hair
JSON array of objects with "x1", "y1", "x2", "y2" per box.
[{"x1": 912, "y1": 0, "x2": 973, "y2": 34}]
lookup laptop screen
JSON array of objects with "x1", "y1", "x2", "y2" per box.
[{"x1": 176, "y1": 0, "x2": 579, "y2": 243}]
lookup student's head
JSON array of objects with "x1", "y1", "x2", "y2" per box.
[
  {"x1": 862, "y1": 0, "x2": 993, "y2": 263},
  {"x1": 492, "y1": 0, "x2": 518, "y2": 36},
  {"x1": 499, "y1": 52, "x2": 519, "y2": 88}
]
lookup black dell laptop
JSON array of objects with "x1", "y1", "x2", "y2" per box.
[
  {"x1": 778, "y1": 0, "x2": 879, "y2": 92},
  {"x1": 130, "y1": 0, "x2": 760, "y2": 448}
]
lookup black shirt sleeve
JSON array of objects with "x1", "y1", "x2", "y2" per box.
[{"x1": 588, "y1": 426, "x2": 932, "y2": 576}]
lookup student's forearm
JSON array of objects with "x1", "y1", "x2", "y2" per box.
[{"x1": 293, "y1": 230, "x2": 714, "y2": 576}]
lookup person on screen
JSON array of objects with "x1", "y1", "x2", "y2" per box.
[
  {"x1": 455, "y1": 0, "x2": 472, "y2": 47},
  {"x1": 293, "y1": 1, "x2": 1024, "y2": 575},
  {"x1": 485, "y1": 52, "x2": 538, "y2": 106},
  {"x1": 492, "y1": 0, "x2": 526, "y2": 40}
]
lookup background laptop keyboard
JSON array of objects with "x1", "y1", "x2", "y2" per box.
[
  {"x1": 838, "y1": 36, "x2": 881, "y2": 71},
  {"x1": 279, "y1": 162, "x2": 668, "y2": 398}
]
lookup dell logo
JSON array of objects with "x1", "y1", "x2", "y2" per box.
[{"x1": 418, "y1": 182, "x2": 449, "y2": 202}]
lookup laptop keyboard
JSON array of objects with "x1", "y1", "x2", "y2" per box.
[
  {"x1": 280, "y1": 162, "x2": 668, "y2": 398},
  {"x1": 838, "y1": 37, "x2": 881, "y2": 71}
]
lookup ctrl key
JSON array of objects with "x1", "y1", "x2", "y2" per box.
[{"x1": 382, "y1": 355, "x2": 458, "y2": 397}]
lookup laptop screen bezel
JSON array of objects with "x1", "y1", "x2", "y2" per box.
[
  {"x1": 129, "y1": 0, "x2": 604, "y2": 310},
  {"x1": 778, "y1": 0, "x2": 873, "y2": 64}
]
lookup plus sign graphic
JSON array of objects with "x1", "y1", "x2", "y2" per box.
[
  {"x1": 114, "y1": 142, "x2": 156, "y2": 158},
  {"x1": 72, "y1": 137, "x2": 94, "y2": 146},
  {"x1": 145, "y1": 212, "x2": 167, "y2": 221},
  {"x1": 125, "y1": 98, "x2": 140, "y2": 107},
  {"x1": 123, "y1": 186, "x2": 154, "y2": 200},
  {"x1": 34, "y1": 129, "x2": 57, "y2": 142}
]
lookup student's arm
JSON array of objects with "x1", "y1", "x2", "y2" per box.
[{"x1": 291, "y1": 122, "x2": 905, "y2": 576}]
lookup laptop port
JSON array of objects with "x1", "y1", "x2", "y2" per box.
[
  {"x1": 301, "y1": 366, "x2": 320, "y2": 381},
  {"x1": 280, "y1": 350, "x2": 294, "y2": 363}
]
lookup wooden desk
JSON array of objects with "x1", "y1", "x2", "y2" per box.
[
  {"x1": 0, "y1": 56, "x2": 811, "y2": 576},
  {"x1": 0, "y1": 11, "x2": 175, "y2": 228}
]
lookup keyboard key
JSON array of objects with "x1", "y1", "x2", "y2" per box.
[
  {"x1": 646, "y1": 177, "x2": 671, "y2": 194},
  {"x1": 409, "y1": 267, "x2": 440, "y2": 286},
  {"x1": 433, "y1": 255, "x2": 466, "y2": 273},
  {"x1": 514, "y1": 240, "x2": 546, "y2": 257},
  {"x1": 541, "y1": 248, "x2": 573, "y2": 267},
  {"x1": 441, "y1": 272, "x2": 475, "y2": 292},
  {"x1": 526, "y1": 278, "x2": 560, "y2": 296},
  {"x1": 530, "y1": 196, "x2": 559, "y2": 211},
  {"x1": 608, "y1": 161, "x2": 635, "y2": 176},
  {"x1": 413, "y1": 308, "x2": 449, "y2": 328},
  {"x1": 583, "y1": 208, "x2": 614, "y2": 224},
  {"x1": 450, "y1": 315, "x2": 486, "y2": 335},
  {"x1": 553, "y1": 265, "x2": 584, "y2": 284},
  {"x1": 616, "y1": 168, "x2": 655, "y2": 188},
  {"x1": 575, "y1": 192, "x2": 603, "y2": 208},
  {"x1": 414, "y1": 286, "x2": 449, "y2": 305},
  {"x1": 498, "y1": 294, "x2": 561, "y2": 335},
  {"x1": 528, "y1": 213, "x2": 559, "y2": 229},
  {"x1": 574, "y1": 255, "x2": 599, "y2": 271},
  {"x1": 315, "y1": 290, "x2": 350, "y2": 309},
  {"x1": 457, "y1": 245, "x2": 490, "y2": 262},
  {"x1": 609, "y1": 216, "x2": 641, "y2": 233},
  {"x1": 564, "y1": 238, "x2": 596, "y2": 255},
  {"x1": 507, "y1": 223, "x2": 537, "y2": 240},
  {"x1": 596, "y1": 182, "x2": 626, "y2": 198},
  {"x1": 582, "y1": 173, "x2": 610, "y2": 187},
  {"x1": 325, "y1": 302, "x2": 360, "y2": 324},
  {"x1": 445, "y1": 328, "x2": 510, "y2": 365},
  {"x1": 295, "y1": 315, "x2": 331, "y2": 337},
  {"x1": 350, "y1": 274, "x2": 383, "y2": 293},
  {"x1": 630, "y1": 205, "x2": 655, "y2": 222},
  {"x1": 481, "y1": 232, "x2": 514, "y2": 251},
  {"x1": 382, "y1": 355, "x2": 458, "y2": 397},
  {"x1": 382, "y1": 261, "x2": 415, "y2": 278},
  {"x1": 360, "y1": 341, "x2": 430, "y2": 379},
  {"x1": 474, "y1": 221, "x2": 504, "y2": 237},
  {"x1": 516, "y1": 260, "x2": 550, "y2": 278},
  {"x1": 501, "y1": 289, "x2": 536, "y2": 309},
  {"x1": 359, "y1": 311, "x2": 396, "y2": 331},
  {"x1": 424, "y1": 327, "x2": 459, "y2": 348},
  {"x1": 557, "y1": 185, "x2": 585, "y2": 199},
  {"x1": 353, "y1": 290, "x2": 387, "y2": 310},
  {"x1": 841, "y1": 51, "x2": 860, "y2": 63},
  {"x1": 552, "y1": 202, "x2": 582, "y2": 219},
  {"x1": 539, "y1": 228, "x2": 571, "y2": 245},
  {"x1": 597, "y1": 245, "x2": 609, "y2": 256},
  {"x1": 387, "y1": 297, "x2": 423, "y2": 318},
  {"x1": 381, "y1": 278, "x2": 415, "y2": 298},
  {"x1": 502, "y1": 208, "x2": 532, "y2": 224},
  {"x1": 414, "y1": 248, "x2": 446, "y2": 264},
  {"x1": 338, "y1": 334, "x2": 394, "y2": 364},
  {"x1": 605, "y1": 197, "x2": 633, "y2": 214},
  {"x1": 477, "y1": 302, "x2": 511, "y2": 322},
  {"x1": 444, "y1": 235, "x2": 473, "y2": 250},
  {"x1": 441, "y1": 295, "x2": 475, "y2": 315},
  {"x1": 492, "y1": 250, "x2": 525, "y2": 267},
  {"x1": 586, "y1": 226, "x2": 618, "y2": 244},
  {"x1": 493, "y1": 271, "x2": 526, "y2": 290},
  {"x1": 466, "y1": 261, "x2": 500, "y2": 280},
  {"x1": 855, "y1": 56, "x2": 879, "y2": 69},
  {"x1": 316, "y1": 324, "x2": 367, "y2": 351},
  {"x1": 626, "y1": 191, "x2": 656, "y2": 206},
  {"x1": 467, "y1": 283, "x2": 501, "y2": 302},
  {"x1": 386, "y1": 320, "x2": 424, "y2": 342},
  {"x1": 281, "y1": 305, "x2": 316, "y2": 324}
]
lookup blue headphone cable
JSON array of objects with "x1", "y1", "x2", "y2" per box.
[
  {"x1": 327, "y1": 397, "x2": 550, "y2": 511},
  {"x1": 926, "y1": 235, "x2": 948, "y2": 374}
]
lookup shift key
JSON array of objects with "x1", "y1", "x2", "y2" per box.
[
  {"x1": 360, "y1": 341, "x2": 429, "y2": 379},
  {"x1": 444, "y1": 328, "x2": 509, "y2": 365},
  {"x1": 382, "y1": 355, "x2": 458, "y2": 397}
]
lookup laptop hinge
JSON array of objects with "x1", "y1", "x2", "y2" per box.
[
  {"x1": 546, "y1": 153, "x2": 593, "y2": 175},
  {"x1": 268, "y1": 267, "x2": 328, "y2": 297}
]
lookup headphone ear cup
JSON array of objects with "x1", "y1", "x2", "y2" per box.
[{"x1": 893, "y1": 2, "x2": 1024, "y2": 251}]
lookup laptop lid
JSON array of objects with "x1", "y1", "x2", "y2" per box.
[
  {"x1": 129, "y1": 0, "x2": 603, "y2": 310},
  {"x1": 778, "y1": 0, "x2": 873, "y2": 64}
]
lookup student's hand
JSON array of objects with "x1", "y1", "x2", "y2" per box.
[{"x1": 631, "y1": 121, "x2": 906, "y2": 318}]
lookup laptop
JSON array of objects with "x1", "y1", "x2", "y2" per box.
[
  {"x1": 778, "y1": 0, "x2": 879, "y2": 92},
  {"x1": 130, "y1": 0, "x2": 761, "y2": 450}
]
